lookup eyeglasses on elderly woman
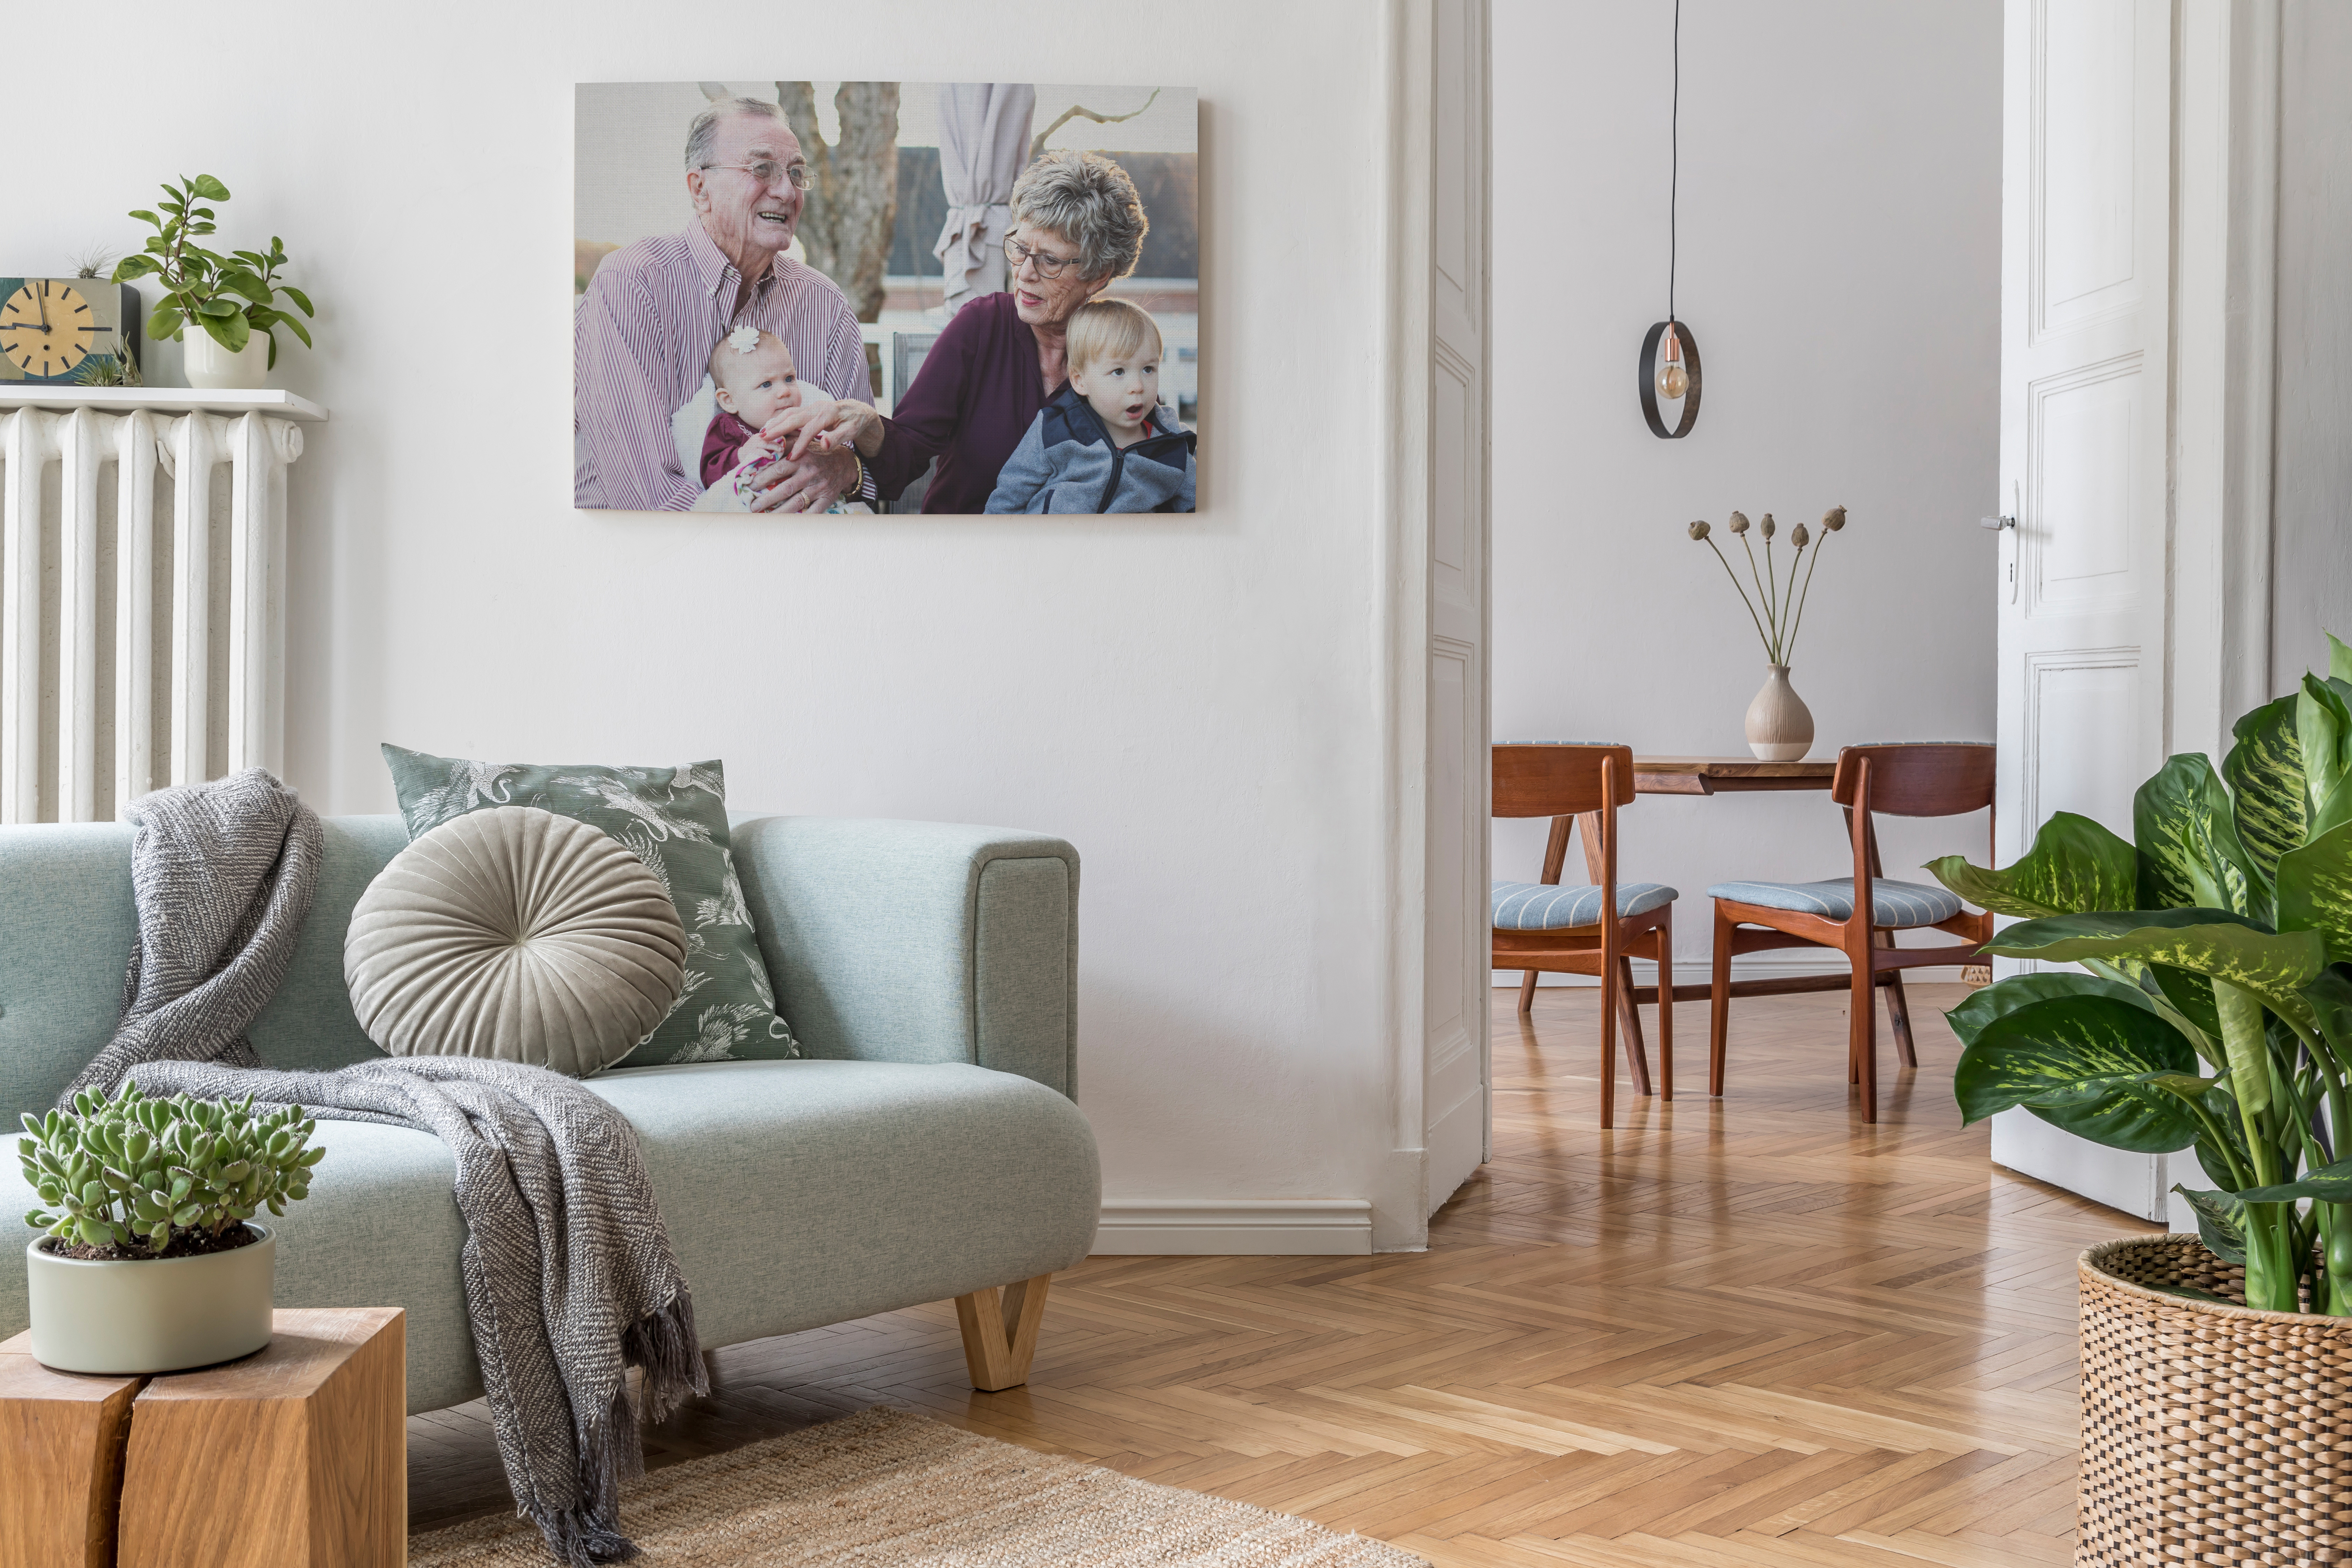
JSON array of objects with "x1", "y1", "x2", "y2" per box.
[
  {"x1": 1004, "y1": 234, "x2": 1084, "y2": 280},
  {"x1": 700, "y1": 159, "x2": 815, "y2": 191}
]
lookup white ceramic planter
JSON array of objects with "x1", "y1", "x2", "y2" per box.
[
  {"x1": 25, "y1": 1224, "x2": 274, "y2": 1373},
  {"x1": 1744, "y1": 664, "x2": 1815, "y2": 761},
  {"x1": 182, "y1": 329, "x2": 269, "y2": 390}
]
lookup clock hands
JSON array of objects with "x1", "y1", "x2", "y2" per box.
[{"x1": 34, "y1": 282, "x2": 50, "y2": 334}]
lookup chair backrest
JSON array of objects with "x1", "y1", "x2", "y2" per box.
[
  {"x1": 1830, "y1": 743, "x2": 1996, "y2": 817},
  {"x1": 1492, "y1": 744, "x2": 1634, "y2": 819}
]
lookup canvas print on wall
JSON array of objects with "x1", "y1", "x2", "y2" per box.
[{"x1": 574, "y1": 82, "x2": 1198, "y2": 516}]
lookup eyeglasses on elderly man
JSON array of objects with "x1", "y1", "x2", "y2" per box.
[{"x1": 700, "y1": 158, "x2": 815, "y2": 191}]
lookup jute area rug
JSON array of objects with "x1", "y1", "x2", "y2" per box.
[{"x1": 409, "y1": 1407, "x2": 1428, "y2": 1566}]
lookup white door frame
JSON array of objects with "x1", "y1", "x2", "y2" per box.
[{"x1": 1374, "y1": 0, "x2": 1493, "y2": 1252}]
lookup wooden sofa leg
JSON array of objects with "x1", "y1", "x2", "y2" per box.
[{"x1": 954, "y1": 1274, "x2": 1052, "y2": 1392}]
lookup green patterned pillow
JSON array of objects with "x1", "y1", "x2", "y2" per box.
[{"x1": 379, "y1": 744, "x2": 798, "y2": 1067}]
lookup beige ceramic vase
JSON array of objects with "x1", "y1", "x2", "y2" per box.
[{"x1": 1744, "y1": 665, "x2": 1814, "y2": 761}]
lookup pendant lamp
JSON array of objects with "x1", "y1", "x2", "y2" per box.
[{"x1": 1640, "y1": 0, "x2": 1701, "y2": 439}]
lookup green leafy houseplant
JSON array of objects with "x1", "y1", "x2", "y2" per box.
[
  {"x1": 1930, "y1": 633, "x2": 2352, "y2": 1314},
  {"x1": 19, "y1": 1082, "x2": 323, "y2": 1258},
  {"x1": 109, "y1": 175, "x2": 315, "y2": 368}
]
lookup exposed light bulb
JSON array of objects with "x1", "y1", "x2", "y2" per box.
[{"x1": 1656, "y1": 326, "x2": 1689, "y2": 400}]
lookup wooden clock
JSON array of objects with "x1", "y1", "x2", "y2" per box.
[{"x1": 0, "y1": 278, "x2": 143, "y2": 385}]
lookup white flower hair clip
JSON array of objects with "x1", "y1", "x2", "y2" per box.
[{"x1": 727, "y1": 325, "x2": 761, "y2": 355}]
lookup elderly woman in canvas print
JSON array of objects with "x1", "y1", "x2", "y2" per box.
[
  {"x1": 810, "y1": 150, "x2": 1158, "y2": 513},
  {"x1": 574, "y1": 95, "x2": 881, "y2": 512}
]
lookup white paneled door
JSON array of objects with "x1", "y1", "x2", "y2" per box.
[
  {"x1": 1422, "y1": 0, "x2": 1492, "y2": 1213},
  {"x1": 1990, "y1": 0, "x2": 2173, "y2": 1217},
  {"x1": 1990, "y1": 0, "x2": 2282, "y2": 1222}
]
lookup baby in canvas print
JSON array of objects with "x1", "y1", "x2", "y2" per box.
[
  {"x1": 986, "y1": 299, "x2": 1196, "y2": 514},
  {"x1": 697, "y1": 326, "x2": 867, "y2": 513}
]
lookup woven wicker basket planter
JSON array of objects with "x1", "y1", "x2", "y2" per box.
[{"x1": 2079, "y1": 1235, "x2": 2352, "y2": 1565}]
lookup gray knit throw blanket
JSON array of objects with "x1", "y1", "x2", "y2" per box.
[{"x1": 65, "y1": 770, "x2": 707, "y2": 1567}]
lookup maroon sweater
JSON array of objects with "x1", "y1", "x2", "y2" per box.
[{"x1": 868, "y1": 292, "x2": 1065, "y2": 515}]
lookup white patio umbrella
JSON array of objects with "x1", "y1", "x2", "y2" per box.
[{"x1": 932, "y1": 83, "x2": 1036, "y2": 314}]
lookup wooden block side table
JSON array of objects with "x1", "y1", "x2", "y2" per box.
[
  {"x1": 0, "y1": 1344, "x2": 142, "y2": 1568},
  {"x1": 1, "y1": 1307, "x2": 404, "y2": 1568}
]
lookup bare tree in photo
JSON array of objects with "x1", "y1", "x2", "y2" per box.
[
  {"x1": 1030, "y1": 88, "x2": 1161, "y2": 161},
  {"x1": 776, "y1": 82, "x2": 901, "y2": 323}
]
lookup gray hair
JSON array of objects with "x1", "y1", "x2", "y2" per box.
[
  {"x1": 1009, "y1": 151, "x2": 1149, "y2": 281},
  {"x1": 686, "y1": 96, "x2": 789, "y2": 170}
]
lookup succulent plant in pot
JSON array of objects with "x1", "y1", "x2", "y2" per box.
[{"x1": 18, "y1": 1081, "x2": 324, "y2": 1373}]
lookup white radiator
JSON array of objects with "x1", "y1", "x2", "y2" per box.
[{"x1": 0, "y1": 395, "x2": 313, "y2": 824}]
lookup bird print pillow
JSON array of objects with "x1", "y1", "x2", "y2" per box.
[{"x1": 380, "y1": 744, "x2": 798, "y2": 1068}]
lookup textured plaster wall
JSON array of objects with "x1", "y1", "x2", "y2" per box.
[
  {"x1": 1, "y1": 4, "x2": 1409, "y2": 1230},
  {"x1": 1490, "y1": 0, "x2": 2003, "y2": 980}
]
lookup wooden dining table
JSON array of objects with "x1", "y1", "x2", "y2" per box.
[
  {"x1": 1630, "y1": 755, "x2": 1837, "y2": 796},
  {"x1": 1531, "y1": 755, "x2": 1850, "y2": 1010}
]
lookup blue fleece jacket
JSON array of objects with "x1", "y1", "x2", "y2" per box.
[{"x1": 984, "y1": 386, "x2": 1197, "y2": 514}]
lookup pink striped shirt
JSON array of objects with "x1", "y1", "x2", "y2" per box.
[{"x1": 574, "y1": 222, "x2": 872, "y2": 511}]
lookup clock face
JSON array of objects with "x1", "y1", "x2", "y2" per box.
[{"x1": 0, "y1": 281, "x2": 95, "y2": 379}]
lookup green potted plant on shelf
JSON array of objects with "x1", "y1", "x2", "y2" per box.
[
  {"x1": 1925, "y1": 631, "x2": 2352, "y2": 1564},
  {"x1": 109, "y1": 174, "x2": 315, "y2": 391},
  {"x1": 19, "y1": 1081, "x2": 324, "y2": 1373}
]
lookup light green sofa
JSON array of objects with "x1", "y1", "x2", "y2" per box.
[{"x1": 0, "y1": 814, "x2": 1099, "y2": 1413}]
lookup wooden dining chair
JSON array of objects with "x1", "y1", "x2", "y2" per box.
[
  {"x1": 1705, "y1": 742, "x2": 1996, "y2": 1123},
  {"x1": 1492, "y1": 744, "x2": 1679, "y2": 1128}
]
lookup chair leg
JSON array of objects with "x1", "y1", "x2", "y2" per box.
[
  {"x1": 1599, "y1": 944, "x2": 1618, "y2": 1129},
  {"x1": 1653, "y1": 909, "x2": 1674, "y2": 1102},
  {"x1": 1518, "y1": 968, "x2": 1538, "y2": 1015},
  {"x1": 1709, "y1": 904, "x2": 1734, "y2": 1098},
  {"x1": 1885, "y1": 969, "x2": 1918, "y2": 1069},
  {"x1": 1850, "y1": 945, "x2": 1878, "y2": 1122},
  {"x1": 1617, "y1": 958, "x2": 1654, "y2": 1098}
]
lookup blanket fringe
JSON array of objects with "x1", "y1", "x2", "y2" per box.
[
  {"x1": 623, "y1": 1287, "x2": 710, "y2": 1427},
  {"x1": 526, "y1": 1292, "x2": 710, "y2": 1566}
]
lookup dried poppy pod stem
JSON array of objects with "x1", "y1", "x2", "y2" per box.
[{"x1": 1782, "y1": 504, "x2": 1850, "y2": 665}]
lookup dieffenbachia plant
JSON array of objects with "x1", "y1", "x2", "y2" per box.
[
  {"x1": 19, "y1": 1082, "x2": 324, "y2": 1255},
  {"x1": 1927, "y1": 634, "x2": 2352, "y2": 1314}
]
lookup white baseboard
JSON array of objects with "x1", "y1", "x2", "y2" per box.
[
  {"x1": 1091, "y1": 1198, "x2": 1374, "y2": 1256},
  {"x1": 1493, "y1": 955, "x2": 1966, "y2": 988}
]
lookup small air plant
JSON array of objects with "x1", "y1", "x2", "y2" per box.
[
  {"x1": 69, "y1": 242, "x2": 116, "y2": 281},
  {"x1": 73, "y1": 329, "x2": 143, "y2": 387},
  {"x1": 19, "y1": 1082, "x2": 324, "y2": 1258},
  {"x1": 1686, "y1": 505, "x2": 1849, "y2": 667}
]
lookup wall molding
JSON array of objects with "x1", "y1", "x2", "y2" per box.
[{"x1": 1092, "y1": 1199, "x2": 1375, "y2": 1257}]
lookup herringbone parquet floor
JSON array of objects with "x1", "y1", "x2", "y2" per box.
[{"x1": 411, "y1": 984, "x2": 2156, "y2": 1564}]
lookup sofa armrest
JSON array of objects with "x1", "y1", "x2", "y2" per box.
[{"x1": 728, "y1": 817, "x2": 1079, "y2": 1097}]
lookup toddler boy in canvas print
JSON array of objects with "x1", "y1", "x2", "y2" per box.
[
  {"x1": 697, "y1": 326, "x2": 867, "y2": 513},
  {"x1": 986, "y1": 299, "x2": 1197, "y2": 514}
]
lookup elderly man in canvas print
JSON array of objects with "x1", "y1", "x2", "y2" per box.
[{"x1": 574, "y1": 96, "x2": 878, "y2": 512}]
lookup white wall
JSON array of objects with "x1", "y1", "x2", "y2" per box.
[
  {"x1": 1490, "y1": 0, "x2": 2002, "y2": 980},
  {"x1": 2273, "y1": 0, "x2": 2352, "y2": 690},
  {"x1": 3, "y1": 5, "x2": 1422, "y2": 1244}
]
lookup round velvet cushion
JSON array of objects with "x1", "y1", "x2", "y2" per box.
[{"x1": 346, "y1": 806, "x2": 686, "y2": 1076}]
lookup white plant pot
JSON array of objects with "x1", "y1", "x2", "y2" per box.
[
  {"x1": 182, "y1": 329, "x2": 269, "y2": 390},
  {"x1": 24, "y1": 1223, "x2": 275, "y2": 1373}
]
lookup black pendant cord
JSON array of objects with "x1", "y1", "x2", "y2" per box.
[
  {"x1": 1641, "y1": 0, "x2": 1700, "y2": 439},
  {"x1": 1668, "y1": 0, "x2": 1679, "y2": 324}
]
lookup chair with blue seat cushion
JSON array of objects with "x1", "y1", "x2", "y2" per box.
[
  {"x1": 1706, "y1": 743, "x2": 1996, "y2": 1123},
  {"x1": 1491, "y1": 744, "x2": 1680, "y2": 1127}
]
